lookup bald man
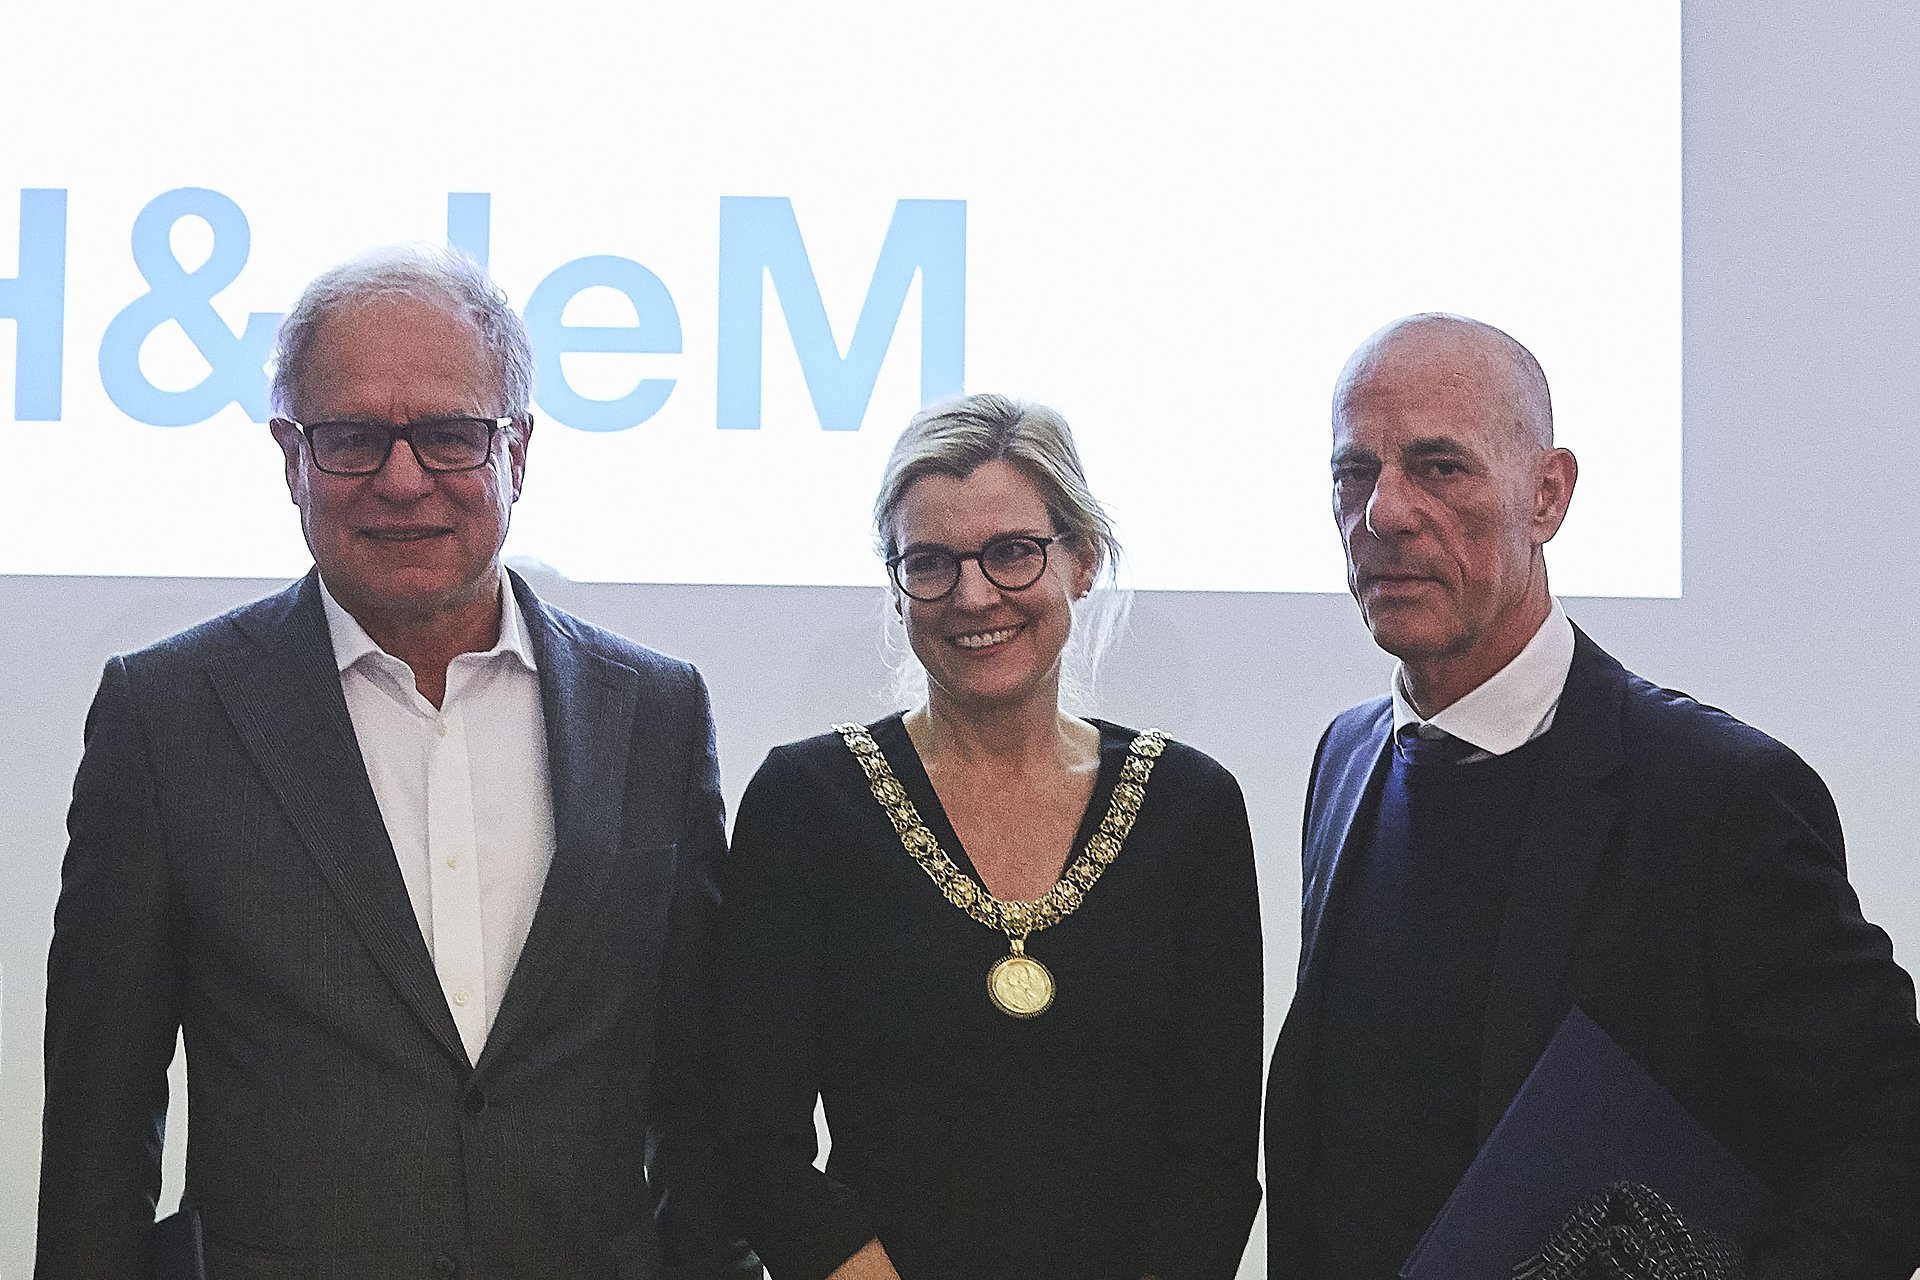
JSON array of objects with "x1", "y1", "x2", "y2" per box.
[{"x1": 1264, "y1": 315, "x2": 1920, "y2": 1279}]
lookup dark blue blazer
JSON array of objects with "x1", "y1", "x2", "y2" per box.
[
  {"x1": 39, "y1": 571, "x2": 755, "y2": 1280},
  {"x1": 1265, "y1": 627, "x2": 1920, "y2": 1280}
]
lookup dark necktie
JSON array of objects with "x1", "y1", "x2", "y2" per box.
[{"x1": 1395, "y1": 723, "x2": 1478, "y2": 767}]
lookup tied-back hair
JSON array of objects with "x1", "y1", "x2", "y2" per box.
[
  {"x1": 873, "y1": 393, "x2": 1130, "y2": 712},
  {"x1": 268, "y1": 245, "x2": 534, "y2": 424}
]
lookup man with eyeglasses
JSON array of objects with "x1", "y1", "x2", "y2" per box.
[{"x1": 38, "y1": 248, "x2": 758, "y2": 1280}]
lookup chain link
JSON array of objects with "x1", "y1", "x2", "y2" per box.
[{"x1": 835, "y1": 722, "x2": 1168, "y2": 940}]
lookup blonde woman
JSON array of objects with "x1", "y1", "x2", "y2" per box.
[{"x1": 716, "y1": 395, "x2": 1262, "y2": 1280}]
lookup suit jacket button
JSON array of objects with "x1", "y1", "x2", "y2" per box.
[
  {"x1": 464, "y1": 1086, "x2": 486, "y2": 1115},
  {"x1": 432, "y1": 1257, "x2": 458, "y2": 1277}
]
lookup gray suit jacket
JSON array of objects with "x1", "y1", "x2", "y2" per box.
[{"x1": 38, "y1": 571, "x2": 757, "y2": 1280}]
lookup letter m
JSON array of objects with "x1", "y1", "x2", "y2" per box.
[{"x1": 717, "y1": 197, "x2": 964, "y2": 431}]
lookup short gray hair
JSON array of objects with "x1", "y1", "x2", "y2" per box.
[
  {"x1": 873, "y1": 393, "x2": 1129, "y2": 711},
  {"x1": 269, "y1": 245, "x2": 534, "y2": 421}
]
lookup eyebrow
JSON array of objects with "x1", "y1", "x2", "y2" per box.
[
  {"x1": 896, "y1": 529, "x2": 1052, "y2": 555},
  {"x1": 1332, "y1": 435, "x2": 1486, "y2": 473},
  {"x1": 1401, "y1": 435, "x2": 1475, "y2": 459}
]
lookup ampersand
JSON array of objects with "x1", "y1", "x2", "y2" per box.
[{"x1": 98, "y1": 187, "x2": 280, "y2": 426}]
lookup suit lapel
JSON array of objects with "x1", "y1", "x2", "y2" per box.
[
  {"x1": 207, "y1": 572, "x2": 468, "y2": 1067},
  {"x1": 1275, "y1": 705, "x2": 1392, "y2": 1106},
  {"x1": 1477, "y1": 628, "x2": 1627, "y2": 1135},
  {"x1": 1298, "y1": 702, "x2": 1394, "y2": 986},
  {"x1": 477, "y1": 574, "x2": 638, "y2": 1071},
  {"x1": 1268, "y1": 701, "x2": 1393, "y2": 1211}
]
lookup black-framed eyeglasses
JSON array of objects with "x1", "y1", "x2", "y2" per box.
[
  {"x1": 274, "y1": 416, "x2": 514, "y2": 476},
  {"x1": 887, "y1": 534, "x2": 1058, "y2": 601}
]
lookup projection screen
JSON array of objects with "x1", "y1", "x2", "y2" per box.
[{"x1": 1, "y1": 1, "x2": 1678, "y2": 593}]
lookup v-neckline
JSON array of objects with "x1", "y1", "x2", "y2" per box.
[{"x1": 871, "y1": 711, "x2": 1130, "y2": 905}]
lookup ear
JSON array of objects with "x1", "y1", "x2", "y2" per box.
[
  {"x1": 1530, "y1": 447, "x2": 1578, "y2": 545},
  {"x1": 1069, "y1": 537, "x2": 1100, "y2": 599},
  {"x1": 268, "y1": 418, "x2": 307, "y2": 505},
  {"x1": 506, "y1": 414, "x2": 533, "y2": 501}
]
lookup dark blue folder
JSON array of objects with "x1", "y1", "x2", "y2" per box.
[{"x1": 1401, "y1": 1007, "x2": 1776, "y2": 1279}]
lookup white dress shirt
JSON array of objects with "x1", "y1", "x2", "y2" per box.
[
  {"x1": 320, "y1": 572, "x2": 557, "y2": 1064},
  {"x1": 1390, "y1": 598, "x2": 1577, "y2": 759}
]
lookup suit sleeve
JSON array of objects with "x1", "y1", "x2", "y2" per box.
[
  {"x1": 1706, "y1": 744, "x2": 1920, "y2": 1280},
  {"x1": 1142, "y1": 760, "x2": 1265, "y2": 1280},
  {"x1": 714, "y1": 748, "x2": 878, "y2": 1280},
  {"x1": 37, "y1": 656, "x2": 186, "y2": 1280},
  {"x1": 649, "y1": 667, "x2": 763, "y2": 1280}
]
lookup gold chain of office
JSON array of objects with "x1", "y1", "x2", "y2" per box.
[{"x1": 833, "y1": 722, "x2": 1168, "y2": 938}]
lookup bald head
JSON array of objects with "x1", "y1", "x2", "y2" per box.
[
  {"x1": 1328, "y1": 311, "x2": 1577, "y2": 713},
  {"x1": 1335, "y1": 312, "x2": 1553, "y2": 455}
]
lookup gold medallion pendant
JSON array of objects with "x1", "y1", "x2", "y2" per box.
[
  {"x1": 987, "y1": 938, "x2": 1055, "y2": 1018},
  {"x1": 837, "y1": 722, "x2": 1167, "y2": 1020}
]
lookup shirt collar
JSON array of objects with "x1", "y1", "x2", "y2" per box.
[
  {"x1": 1390, "y1": 598, "x2": 1574, "y2": 756},
  {"x1": 317, "y1": 567, "x2": 538, "y2": 676}
]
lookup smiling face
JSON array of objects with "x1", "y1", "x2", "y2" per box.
[
  {"x1": 889, "y1": 457, "x2": 1096, "y2": 718},
  {"x1": 269, "y1": 294, "x2": 529, "y2": 636},
  {"x1": 1331, "y1": 318, "x2": 1575, "y2": 711}
]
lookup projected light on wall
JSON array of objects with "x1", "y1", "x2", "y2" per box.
[{"x1": 0, "y1": 1, "x2": 1678, "y2": 594}]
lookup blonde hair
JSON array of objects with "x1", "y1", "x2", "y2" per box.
[{"x1": 873, "y1": 393, "x2": 1129, "y2": 711}]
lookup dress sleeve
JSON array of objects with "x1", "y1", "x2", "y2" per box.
[
  {"x1": 1141, "y1": 758, "x2": 1266, "y2": 1280},
  {"x1": 716, "y1": 746, "x2": 879, "y2": 1280},
  {"x1": 1705, "y1": 742, "x2": 1920, "y2": 1280},
  {"x1": 38, "y1": 656, "x2": 186, "y2": 1280}
]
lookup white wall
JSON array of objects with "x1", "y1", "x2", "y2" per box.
[{"x1": 3, "y1": 3, "x2": 1916, "y2": 1274}]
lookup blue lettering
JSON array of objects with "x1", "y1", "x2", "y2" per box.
[
  {"x1": 97, "y1": 188, "x2": 278, "y2": 426},
  {"x1": 0, "y1": 189, "x2": 68, "y2": 421},
  {"x1": 523, "y1": 256, "x2": 682, "y2": 432},
  {"x1": 446, "y1": 192, "x2": 491, "y2": 267},
  {"x1": 716, "y1": 197, "x2": 965, "y2": 431},
  {"x1": 29, "y1": 189, "x2": 964, "y2": 433}
]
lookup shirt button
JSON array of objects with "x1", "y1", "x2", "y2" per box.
[
  {"x1": 445, "y1": 855, "x2": 459, "y2": 869},
  {"x1": 451, "y1": 989, "x2": 469, "y2": 1007},
  {"x1": 464, "y1": 1086, "x2": 487, "y2": 1115},
  {"x1": 432, "y1": 1257, "x2": 458, "y2": 1277},
  {"x1": 436, "y1": 719, "x2": 449, "y2": 738}
]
